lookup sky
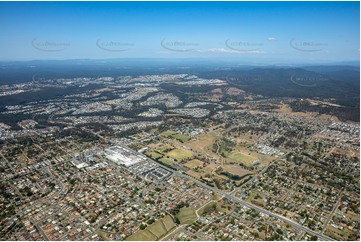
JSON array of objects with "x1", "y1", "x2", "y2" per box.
[{"x1": 0, "y1": 1, "x2": 359, "y2": 64}]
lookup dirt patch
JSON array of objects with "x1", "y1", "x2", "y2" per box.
[{"x1": 330, "y1": 147, "x2": 360, "y2": 158}]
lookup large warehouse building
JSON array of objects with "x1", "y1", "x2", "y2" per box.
[{"x1": 105, "y1": 146, "x2": 144, "y2": 167}]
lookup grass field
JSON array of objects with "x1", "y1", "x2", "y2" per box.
[
  {"x1": 171, "y1": 133, "x2": 190, "y2": 143},
  {"x1": 186, "y1": 170, "x2": 203, "y2": 179},
  {"x1": 183, "y1": 159, "x2": 204, "y2": 169},
  {"x1": 126, "y1": 216, "x2": 175, "y2": 241},
  {"x1": 155, "y1": 144, "x2": 173, "y2": 153},
  {"x1": 166, "y1": 149, "x2": 193, "y2": 162},
  {"x1": 176, "y1": 207, "x2": 198, "y2": 225},
  {"x1": 147, "y1": 220, "x2": 168, "y2": 238},
  {"x1": 188, "y1": 133, "x2": 218, "y2": 150},
  {"x1": 222, "y1": 165, "x2": 253, "y2": 177},
  {"x1": 145, "y1": 151, "x2": 162, "y2": 160},
  {"x1": 126, "y1": 229, "x2": 157, "y2": 241},
  {"x1": 162, "y1": 215, "x2": 176, "y2": 231},
  {"x1": 228, "y1": 151, "x2": 257, "y2": 166},
  {"x1": 161, "y1": 130, "x2": 190, "y2": 143},
  {"x1": 159, "y1": 157, "x2": 176, "y2": 166},
  {"x1": 161, "y1": 130, "x2": 176, "y2": 137},
  {"x1": 197, "y1": 201, "x2": 217, "y2": 215}
]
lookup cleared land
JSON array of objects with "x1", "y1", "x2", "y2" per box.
[
  {"x1": 155, "y1": 144, "x2": 173, "y2": 153},
  {"x1": 161, "y1": 130, "x2": 190, "y2": 143},
  {"x1": 159, "y1": 157, "x2": 176, "y2": 166},
  {"x1": 147, "y1": 220, "x2": 168, "y2": 238},
  {"x1": 176, "y1": 207, "x2": 198, "y2": 225},
  {"x1": 126, "y1": 216, "x2": 175, "y2": 241},
  {"x1": 197, "y1": 201, "x2": 217, "y2": 215},
  {"x1": 228, "y1": 151, "x2": 257, "y2": 165},
  {"x1": 162, "y1": 215, "x2": 176, "y2": 231},
  {"x1": 183, "y1": 159, "x2": 204, "y2": 169},
  {"x1": 166, "y1": 149, "x2": 193, "y2": 162},
  {"x1": 145, "y1": 151, "x2": 162, "y2": 160},
  {"x1": 186, "y1": 170, "x2": 203, "y2": 179},
  {"x1": 222, "y1": 165, "x2": 253, "y2": 177},
  {"x1": 187, "y1": 133, "x2": 218, "y2": 151},
  {"x1": 126, "y1": 229, "x2": 157, "y2": 241}
]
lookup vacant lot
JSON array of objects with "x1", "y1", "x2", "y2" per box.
[
  {"x1": 188, "y1": 133, "x2": 218, "y2": 150},
  {"x1": 145, "y1": 151, "x2": 162, "y2": 160},
  {"x1": 161, "y1": 130, "x2": 190, "y2": 143},
  {"x1": 184, "y1": 159, "x2": 204, "y2": 169},
  {"x1": 159, "y1": 157, "x2": 176, "y2": 166},
  {"x1": 147, "y1": 220, "x2": 168, "y2": 239},
  {"x1": 155, "y1": 144, "x2": 173, "y2": 153},
  {"x1": 166, "y1": 149, "x2": 193, "y2": 162},
  {"x1": 228, "y1": 150, "x2": 257, "y2": 166},
  {"x1": 161, "y1": 130, "x2": 176, "y2": 137},
  {"x1": 222, "y1": 165, "x2": 253, "y2": 177},
  {"x1": 186, "y1": 170, "x2": 203, "y2": 179},
  {"x1": 172, "y1": 133, "x2": 190, "y2": 143},
  {"x1": 126, "y1": 229, "x2": 157, "y2": 241},
  {"x1": 162, "y1": 215, "x2": 176, "y2": 231},
  {"x1": 176, "y1": 207, "x2": 198, "y2": 225},
  {"x1": 126, "y1": 216, "x2": 175, "y2": 241}
]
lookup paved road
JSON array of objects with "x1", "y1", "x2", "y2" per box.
[
  {"x1": 89, "y1": 132, "x2": 335, "y2": 241},
  {"x1": 128, "y1": 145, "x2": 335, "y2": 241},
  {"x1": 150, "y1": 158, "x2": 333, "y2": 241},
  {"x1": 321, "y1": 194, "x2": 341, "y2": 234},
  {"x1": 29, "y1": 217, "x2": 49, "y2": 240}
]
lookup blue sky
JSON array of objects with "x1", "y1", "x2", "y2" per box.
[{"x1": 0, "y1": 1, "x2": 359, "y2": 64}]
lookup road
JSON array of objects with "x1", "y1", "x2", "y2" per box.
[
  {"x1": 321, "y1": 194, "x2": 341, "y2": 234},
  {"x1": 29, "y1": 217, "x2": 49, "y2": 240},
  {"x1": 88, "y1": 131, "x2": 335, "y2": 241},
  {"x1": 129, "y1": 143, "x2": 334, "y2": 241}
]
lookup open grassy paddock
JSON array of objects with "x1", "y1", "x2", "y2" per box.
[
  {"x1": 228, "y1": 151, "x2": 257, "y2": 165},
  {"x1": 126, "y1": 216, "x2": 175, "y2": 241},
  {"x1": 222, "y1": 164, "x2": 253, "y2": 177},
  {"x1": 176, "y1": 207, "x2": 198, "y2": 225},
  {"x1": 183, "y1": 159, "x2": 204, "y2": 169},
  {"x1": 159, "y1": 157, "x2": 176, "y2": 166},
  {"x1": 166, "y1": 149, "x2": 193, "y2": 162}
]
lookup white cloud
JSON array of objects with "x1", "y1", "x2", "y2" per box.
[
  {"x1": 267, "y1": 37, "x2": 277, "y2": 42},
  {"x1": 199, "y1": 48, "x2": 266, "y2": 54}
]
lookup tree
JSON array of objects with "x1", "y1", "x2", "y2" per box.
[
  {"x1": 175, "y1": 217, "x2": 180, "y2": 224},
  {"x1": 310, "y1": 235, "x2": 318, "y2": 241}
]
